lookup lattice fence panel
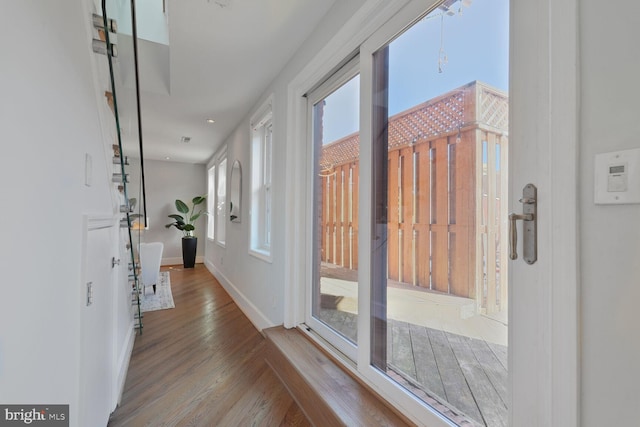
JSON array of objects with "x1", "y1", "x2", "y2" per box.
[{"x1": 479, "y1": 87, "x2": 508, "y2": 130}]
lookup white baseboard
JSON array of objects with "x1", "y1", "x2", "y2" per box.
[
  {"x1": 161, "y1": 256, "x2": 204, "y2": 266},
  {"x1": 114, "y1": 321, "x2": 136, "y2": 408},
  {"x1": 204, "y1": 260, "x2": 275, "y2": 331}
]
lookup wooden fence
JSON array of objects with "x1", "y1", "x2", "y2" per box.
[{"x1": 319, "y1": 81, "x2": 508, "y2": 313}]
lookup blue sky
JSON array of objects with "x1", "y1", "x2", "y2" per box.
[{"x1": 321, "y1": 0, "x2": 509, "y2": 144}]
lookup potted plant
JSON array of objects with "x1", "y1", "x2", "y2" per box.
[{"x1": 165, "y1": 196, "x2": 206, "y2": 268}]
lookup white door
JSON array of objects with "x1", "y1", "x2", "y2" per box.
[{"x1": 79, "y1": 217, "x2": 116, "y2": 427}]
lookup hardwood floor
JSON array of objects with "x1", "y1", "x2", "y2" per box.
[{"x1": 108, "y1": 265, "x2": 310, "y2": 427}]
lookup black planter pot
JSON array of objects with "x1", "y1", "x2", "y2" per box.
[{"x1": 182, "y1": 237, "x2": 197, "y2": 268}]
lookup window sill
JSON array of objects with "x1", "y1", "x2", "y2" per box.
[
  {"x1": 263, "y1": 326, "x2": 413, "y2": 426},
  {"x1": 249, "y1": 248, "x2": 272, "y2": 263}
]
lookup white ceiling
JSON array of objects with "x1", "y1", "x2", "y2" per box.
[{"x1": 118, "y1": 0, "x2": 337, "y2": 164}]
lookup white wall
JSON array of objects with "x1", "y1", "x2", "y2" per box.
[
  {"x1": 128, "y1": 158, "x2": 207, "y2": 265},
  {"x1": 0, "y1": 1, "x2": 134, "y2": 426},
  {"x1": 580, "y1": 2, "x2": 640, "y2": 425},
  {"x1": 204, "y1": 0, "x2": 368, "y2": 329}
]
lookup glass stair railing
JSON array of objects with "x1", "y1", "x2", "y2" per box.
[{"x1": 95, "y1": 0, "x2": 148, "y2": 333}]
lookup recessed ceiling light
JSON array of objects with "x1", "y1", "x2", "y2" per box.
[
  {"x1": 165, "y1": 156, "x2": 171, "y2": 160},
  {"x1": 206, "y1": 119, "x2": 216, "y2": 124}
]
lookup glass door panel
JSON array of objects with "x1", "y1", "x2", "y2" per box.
[
  {"x1": 370, "y1": 1, "x2": 509, "y2": 425},
  {"x1": 311, "y1": 72, "x2": 361, "y2": 351}
]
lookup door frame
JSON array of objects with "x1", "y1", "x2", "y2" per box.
[
  {"x1": 509, "y1": 0, "x2": 579, "y2": 425},
  {"x1": 284, "y1": 0, "x2": 579, "y2": 425}
]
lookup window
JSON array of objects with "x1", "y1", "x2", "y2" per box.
[
  {"x1": 307, "y1": 60, "x2": 360, "y2": 359},
  {"x1": 207, "y1": 165, "x2": 215, "y2": 240},
  {"x1": 216, "y1": 153, "x2": 227, "y2": 246},
  {"x1": 249, "y1": 96, "x2": 273, "y2": 260},
  {"x1": 208, "y1": 149, "x2": 228, "y2": 246}
]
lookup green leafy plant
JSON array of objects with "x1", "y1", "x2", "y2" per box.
[{"x1": 165, "y1": 196, "x2": 206, "y2": 237}]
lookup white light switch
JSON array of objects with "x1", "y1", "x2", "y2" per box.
[{"x1": 595, "y1": 148, "x2": 640, "y2": 204}]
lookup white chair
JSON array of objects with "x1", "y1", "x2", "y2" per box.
[{"x1": 139, "y1": 242, "x2": 163, "y2": 294}]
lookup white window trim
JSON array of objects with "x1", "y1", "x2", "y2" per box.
[{"x1": 249, "y1": 94, "x2": 274, "y2": 263}]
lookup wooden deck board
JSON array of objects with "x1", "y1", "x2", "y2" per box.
[
  {"x1": 487, "y1": 341, "x2": 508, "y2": 371},
  {"x1": 408, "y1": 322, "x2": 447, "y2": 401},
  {"x1": 390, "y1": 320, "x2": 417, "y2": 379},
  {"x1": 342, "y1": 309, "x2": 358, "y2": 342},
  {"x1": 428, "y1": 328, "x2": 484, "y2": 422},
  {"x1": 466, "y1": 337, "x2": 508, "y2": 406},
  {"x1": 445, "y1": 332, "x2": 507, "y2": 426},
  {"x1": 317, "y1": 308, "x2": 507, "y2": 426}
]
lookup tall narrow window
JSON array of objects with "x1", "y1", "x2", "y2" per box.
[
  {"x1": 207, "y1": 165, "x2": 216, "y2": 240},
  {"x1": 216, "y1": 154, "x2": 227, "y2": 246},
  {"x1": 308, "y1": 59, "x2": 360, "y2": 359},
  {"x1": 250, "y1": 97, "x2": 273, "y2": 259}
]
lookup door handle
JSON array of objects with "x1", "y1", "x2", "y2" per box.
[{"x1": 509, "y1": 184, "x2": 537, "y2": 264}]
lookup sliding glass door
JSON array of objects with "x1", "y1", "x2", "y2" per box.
[
  {"x1": 368, "y1": 3, "x2": 509, "y2": 424},
  {"x1": 306, "y1": 1, "x2": 509, "y2": 424}
]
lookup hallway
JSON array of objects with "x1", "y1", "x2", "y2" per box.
[{"x1": 108, "y1": 265, "x2": 309, "y2": 426}]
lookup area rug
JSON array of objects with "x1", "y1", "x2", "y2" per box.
[{"x1": 140, "y1": 271, "x2": 175, "y2": 312}]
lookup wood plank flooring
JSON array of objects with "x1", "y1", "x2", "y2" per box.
[{"x1": 108, "y1": 265, "x2": 310, "y2": 427}]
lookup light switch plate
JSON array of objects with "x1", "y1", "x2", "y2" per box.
[{"x1": 595, "y1": 148, "x2": 640, "y2": 204}]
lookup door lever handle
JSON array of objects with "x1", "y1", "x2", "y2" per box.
[
  {"x1": 509, "y1": 213, "x2": 533, "y2": 260},
  {"x1": 509, "y1": 184, "x2": 537, "y2": 264}
]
